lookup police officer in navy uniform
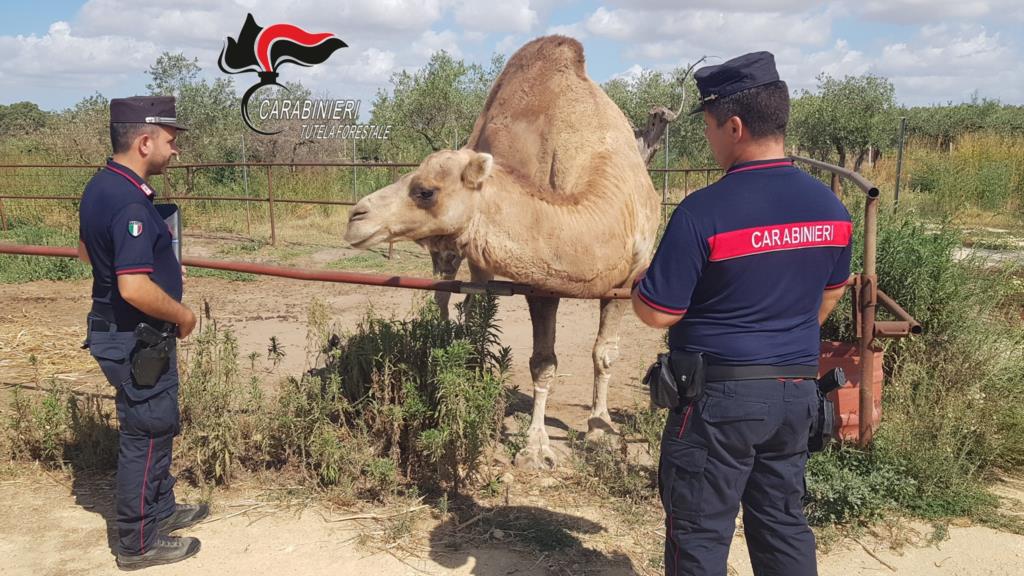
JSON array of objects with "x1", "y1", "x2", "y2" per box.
[
  {"x1": 78, "y1": 96, "x2": 207, "y2": 570},
  {"x1": 632, "y1": 53, "x2": 852, "y2": 576}
]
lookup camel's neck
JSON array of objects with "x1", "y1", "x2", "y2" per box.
[{"x1": 454, "y1": 164, "x2": 642, "y2": 295}]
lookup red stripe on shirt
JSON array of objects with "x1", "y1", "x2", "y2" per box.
[
  {"x1": 707, "y1": 220, "x2": 852, "y2": 262},
  {"x1": 726, "y1": 160, "x2": 794, "y2": 175},
  {"x1": 825, "y1": 279, "x2": 849, "y2": 289},
  {"x1": 116, "y1": 267, "x2": 154, "y2": 275},
  {"x1": 637, "y1": 290, "x2": 687, "y2": 316}
]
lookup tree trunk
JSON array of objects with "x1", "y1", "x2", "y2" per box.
[
  {"x1": 831, "y1": 146, "x2": 846, "y2": 195},
  {"x1": 853, "y1": 149, "x2": 867, "y2": 173}
]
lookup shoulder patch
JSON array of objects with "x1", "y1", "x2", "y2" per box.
[{"x1": 128, "y1": 221, "x2": 144, "y2": 237}]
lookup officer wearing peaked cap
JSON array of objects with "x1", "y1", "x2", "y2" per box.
[
  {"x1": 632, "y1": 52, "x2": 853, "y2": 576},
  {"x1": 78, "y1": 96, "x2": 208, "y2": 570}
]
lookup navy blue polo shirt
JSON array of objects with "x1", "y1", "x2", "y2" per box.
[
  {"x1": 637, "y1": 158, "x2": 852, "y2": 366},
  {"x1": 79, "y1": 160, "x2": 182, "y2": 328}
]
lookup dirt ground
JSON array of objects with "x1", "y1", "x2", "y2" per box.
[{"x1": 2, "y1": 253, "x2": 1024, "y2": 575}]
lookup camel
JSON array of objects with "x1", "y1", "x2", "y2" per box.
[{"x1": 344, "y1": 35, "x2": 660, "y2": 469}]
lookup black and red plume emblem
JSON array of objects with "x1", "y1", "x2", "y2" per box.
[{"x1": 219, "y1": 14, "x2": 347, "y2": 135}]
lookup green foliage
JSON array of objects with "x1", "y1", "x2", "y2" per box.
[
  {"x1": 3, "y1": 382, "x2": 117, "y2": 471},
  {"x1": 905, "y1": 134, "x2": 1024, "y2": 217},
  {"x1": 0, "y1": 101, "x2": 49, "y2": 135},
  {"x1": 601, "y1": 66, "x2": 712, "y2": 167},
  {"x1": 904, "y1": 98, "x2": 1024, "y2": 149},
  {"x1": 0, "y1": 224, "x2": 90, "y2": 283},
  {"x1": 790, "y1": 74, "x2": 897, "y2": 169},
  {"x1": 370, "y1": 51, "x2": 504, "y2": 161},
  {"x1": 179, "y1": 323, "x2": 244, "y2": 485},
  {"x1": 805, "y1": 447, "x2": 916, "y2": 525},
  {"x1": 818, "y1": 205, "x2": 1024, "y2": 524},
  {"x1": 324, "y1": 295, "x2": 511, "y2": 494},
  {"x1": 569, "y1": 435, "x2": 653, "y2": 504}
]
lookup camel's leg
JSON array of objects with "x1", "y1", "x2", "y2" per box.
[
  {"x1": 430, "y1": 249, "x2": 462, "y2": 321},
  {"x1": 586, "y1": 298, "x2": 627, "y2": 441},
  {"x1": 515, "y1": 295, "x2": 560, "y2": 470}
]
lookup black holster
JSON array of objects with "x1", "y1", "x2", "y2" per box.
[
  {"x1": 808, "y1": 367, "x2": 845, "y2": 452},
  {"x1": 131, "y1": 322, "x2": 173, "y2": 388},
  {"x1": 643, "y1": 350, "x2": 706, "y2": 410}
]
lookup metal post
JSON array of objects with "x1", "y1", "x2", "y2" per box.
[
  {"x1": 241, "y1": 135, "x2": 251, "y2": 236},
  {"x1": 352, "y1": 138, "x2": 357, "y2": 200},
  {"x1": 267, "y1": 165, "x2": 277, "y2": 245},
  {"x1": 894, "y1": 116, "x2": 907, "y2": 211},
  {"x1": 662, "y1": 126, "x2": 669, "y2": 223},
  {"x1": 0, "y1": 168, "x2": 7, "y2": 231},
  {"x1": 859, "y1": 193, "x2": 879, "y2": 445},
  {"x1": 683, "y1": 171, "x2": 689, "y2": 199}
]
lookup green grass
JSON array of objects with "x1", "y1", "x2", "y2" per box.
[{"x1": 0, "y1": 223, "x2": 89, "y2": 283}]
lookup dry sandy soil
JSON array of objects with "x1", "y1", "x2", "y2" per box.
[{"x1": 2, "y1": 246, "x2": 1024, "y2": 576}]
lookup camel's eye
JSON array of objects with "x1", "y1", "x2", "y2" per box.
[{"x1": 412, "y1": 186, "x2": 436, "y2": 201}]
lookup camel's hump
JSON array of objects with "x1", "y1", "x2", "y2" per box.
[
  {"x1": 500, "y1": 35, "x2": 587, "y2": 82},
  {"x1": 467, "y1": 35, "x2": 641, "y2": 200}
]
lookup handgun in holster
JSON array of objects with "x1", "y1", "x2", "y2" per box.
[
  {"x1": 131, "y1": 322, "x2": 174, "y2": 388},
  {"x1": 808, "y1": 367, "x2": 845, "y2": 452}
]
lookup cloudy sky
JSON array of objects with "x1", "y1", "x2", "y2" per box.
[{"x1": 1, "y1": 0, "x2": 1022, "y2": 115}]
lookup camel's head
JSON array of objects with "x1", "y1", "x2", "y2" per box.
[{"x1": 344, "y1": 149, "x2": 494, "y2": 249}]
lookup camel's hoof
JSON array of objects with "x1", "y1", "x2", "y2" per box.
[
  {"x1": 585, "y1": 417, "x2": 617, "y2": 442},
  {"x1": 514, "y1": 445, "x2": 558, "y2": 470}
]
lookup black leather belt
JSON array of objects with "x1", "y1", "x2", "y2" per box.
[
  {"x1": 705, "y1": 364, "x2": 818, "y2": 382},
  {"x1": 88, "y1": 316, "x2": 134, "y2": 333}
]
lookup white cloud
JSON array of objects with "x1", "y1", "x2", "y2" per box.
[
  {"x1": 852, "y1": 0, "x2": 1018, "y2": 23},
  {"x1": 317, "y1": 48, "x2": 398, "y2": 85},
  {"x1": 412, "y1": 29, "x2": 463, "y2": 59},
  {"x1": 0, "y1": 21, "x2": 159, "y2": 90},
  {"x1": 875, "y1": 27, "x2": 1019, "y2": 104},
  {"x1": 453, "y1": 0, "x2": 539, "y2": 34},
  {"x1": 604, "y1": 0, "x2": 823, "y2": 11},
  {"x1": 495, "y1": 35, "x2": 523, "y2": 55},
  {"x1": 782, "y1": 25, "x2": 1022, "y2": 105},
  {"x1": 545, "y1": 23, "x2": 588, "y2": 39},
  {"x1": 580, "y1": 5, "x2": 834, "y2": 57},
  {"x1": 609, "y1": 64, "x2": 647, "y2": 83},
  {"x1": 584, "y1": 7, "x2": 637, "y2": 40},
  {"x1": 77, "y1": 0, "x2": 450, "y2": 42}
]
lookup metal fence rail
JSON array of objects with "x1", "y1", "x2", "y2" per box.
[{"x1": 0, "y1": 162, "x2": 722, "y2": 243}]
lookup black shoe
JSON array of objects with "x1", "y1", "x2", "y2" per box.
[
  {"x1": 116, "y1": 535, "x2": 201, "y2": 571},
  {"x1": 159, "y1": 503, "x2": 210, "y2": 533}
]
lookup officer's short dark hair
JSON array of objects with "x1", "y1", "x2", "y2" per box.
[
  {"x1": 110, "y1": 123, "x2": 158, "y2": 154},
  {"x1": 705, "y1": 80, "x2": 789, "y2": 139}
]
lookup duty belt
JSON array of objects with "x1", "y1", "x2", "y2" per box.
[
  {"x1": 705, "y1": 364, "x2": 819, "y2": 382},
  {"x1": 88, "y1": 316, "x2": 173, "y2": 334}
]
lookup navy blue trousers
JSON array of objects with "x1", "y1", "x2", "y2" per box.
[
  {"x1": 659, "y1": 379, "x2": 818, "y2": 576},
  {"x1": 89, "y1": 326, "x2": 179, "y2": 555}
]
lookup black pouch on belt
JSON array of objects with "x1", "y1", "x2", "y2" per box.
[
  {"x1": 642, "y1": 350, "x2": 706, "y2": 410},
  {"x1": 131, "y1": 322, "x2": 173, "y2": 388}
]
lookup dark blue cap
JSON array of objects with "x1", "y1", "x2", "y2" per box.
[
  {"x1": 110, "y1": 96, "x2": 188, "y2": 130},
  {"x1": 690, "y1": 51, "x2": 780, "y2": 114}
]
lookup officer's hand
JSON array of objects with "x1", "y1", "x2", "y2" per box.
[{"x1": 177, "y1": 309, "x2": 198, "y2": 339}]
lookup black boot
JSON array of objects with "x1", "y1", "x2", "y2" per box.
[
  {"x1": 159, "y1": 503, "x2": 210, "y2": 533},
  {"x1": 116, "y1": 535, "x2": 201, "y2": 570}
]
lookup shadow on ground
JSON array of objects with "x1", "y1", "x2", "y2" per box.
[{"x1": 429, "y1": 496, "x2": 641, "y2": 575}]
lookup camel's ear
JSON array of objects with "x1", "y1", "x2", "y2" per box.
[{"x1": 462, "y1": 152, "x2": 493, "y2": 190}]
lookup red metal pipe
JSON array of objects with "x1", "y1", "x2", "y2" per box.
[{"x1": 0, "y1": 243, "x2": 632, "y2": 300}]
